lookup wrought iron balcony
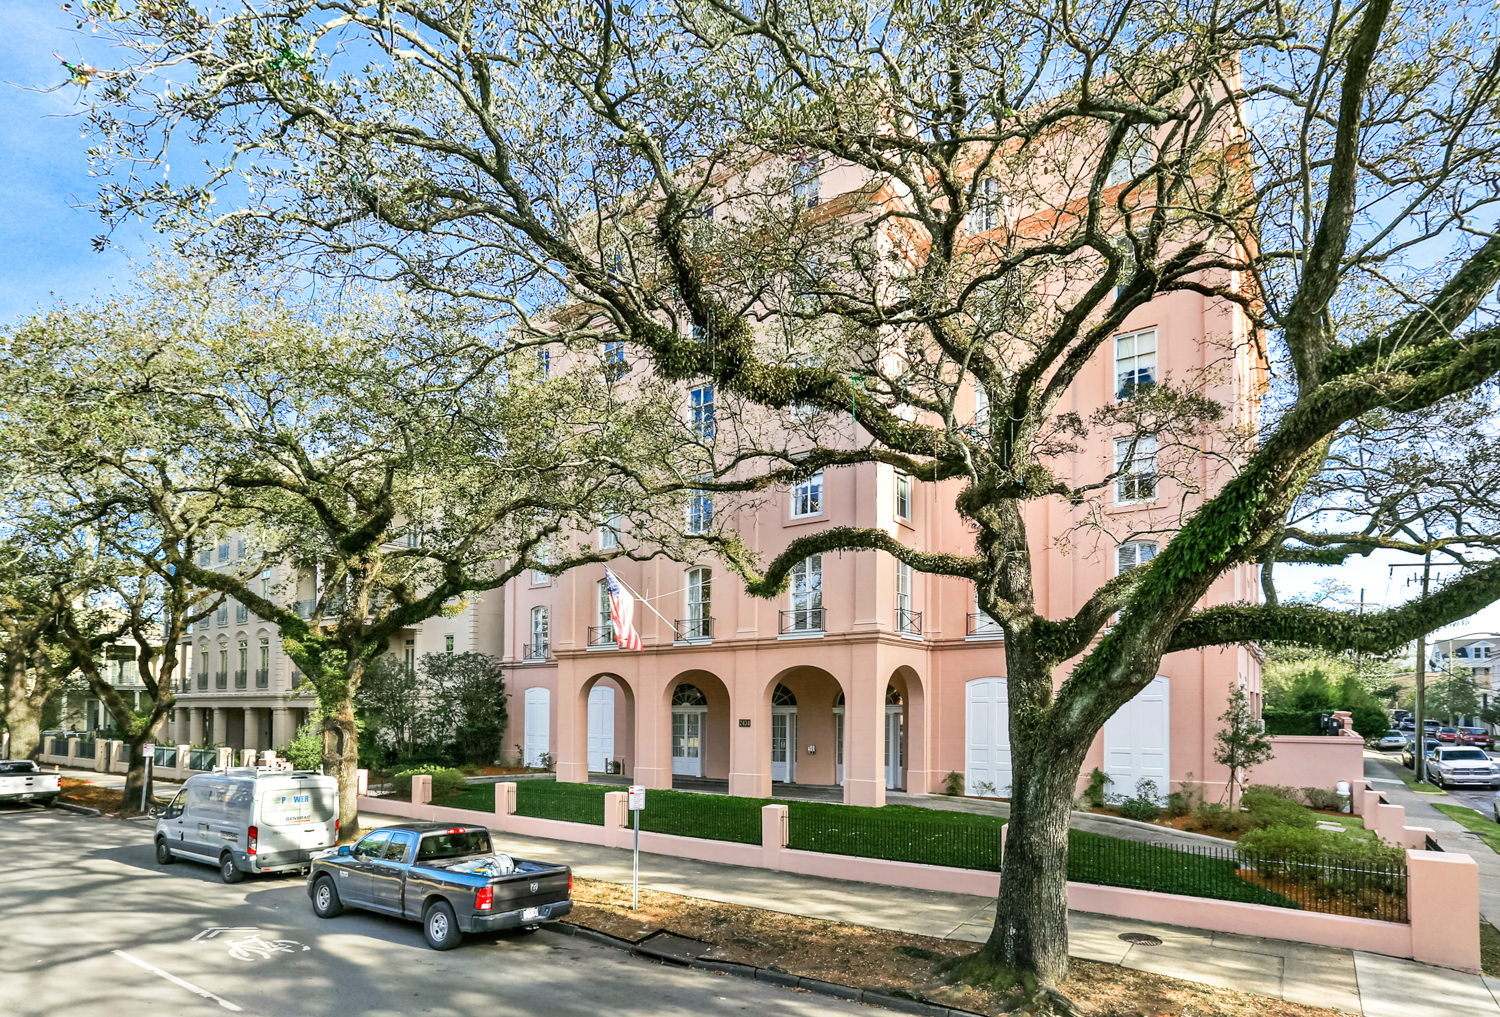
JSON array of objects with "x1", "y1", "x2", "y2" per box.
[
  {"x1": 966, "y1": 612, "x2": 1004, "y2": 638},
  {"x1": 674, "y1": 617, "x2": 714, "y2": 642},
  {"x1": 522, "y1": 642, "x2": 550, "y2": 661},
  {"x1": 195, "y1": 672, "x2": 207, "y2": 691},
  {"x1": 896, "y1": 609, "x2": 923, "y2": 636},
  {"x1": 233, "y1": 669, "x2": 248, "y2": 690},
  {"x1": 255, "y1": 668, "x2": 269, "y2": 689},
  {"x1": 587, "y1": 625, "x2": 617, "y2": 647},
  {"x1": 214, "y1": 671, "x2": 228, "y2": 690},
  {"x1": 778, "y1": 607, "x2": 825, "y2": 635}
]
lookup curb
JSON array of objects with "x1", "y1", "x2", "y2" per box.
[
  {"x1": 55, "y1": 803, "x2": 101, "y2": 816},
  {"x1": 543, "y1": 923, "x2": 984, "y2": 1017}
]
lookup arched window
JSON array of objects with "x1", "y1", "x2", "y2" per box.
[
  {"x1": 886, "y1": 683, "x2": 903, "y2": 706},
  {"x1": 772, "y1": 683, "x2": 797, "y2": 707},
  {"x1": 672, "y1": 682, "x2": 708, "y2": 707}
]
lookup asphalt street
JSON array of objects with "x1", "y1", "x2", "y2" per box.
[{"x1": 0, "y1": 806, "x2": 861, "y2": 1017}]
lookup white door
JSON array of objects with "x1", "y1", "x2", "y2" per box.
[
  {"x1": 834, "y1": 710, "x2": 845, "y2": 785},
  {"x1": 965, "y1": 677, "x2": 1011, "y2": 796},
  {"x1": 587, "y1": 685, "x2": 615, "y2": 772},
  {"x1": 523, "y1": 687, "x2": 551, "y2": 767},
  {"x1": 771, "y1": 708, "x2": 797, "y2": 782},
  {"x1": 885, "y1": 706, "x2": 903, "y2": 789},
  {"x1": 1102, "y1": 675, "x2": 1170, "y2": 800},
  {"x1": 671, "y1": 709, "x2": 704, "y2": 776}
]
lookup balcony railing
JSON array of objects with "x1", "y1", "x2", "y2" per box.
[
  {"x1": 255, "y1": 668, "x2": 269, "y2": 689},
  {"x1": 522, "y1": 642, "x2": 550, "y2": 661},
  {"x1": 233, "y1": 669, "x2": 247, "y2": 690},
  {"x1": 196, "y1": 672, "x2": 207, "y2": 691},
  {"x1": 674, "y1": 616, "x2": 714, "y2": 642},
  {"x1": 779, "y1": 607, "x2": 825, "y2": 635},
  {"x1": 587, "y1": 625, "x2": 617, "y2": 647},
  {"x1": 214, "y1": 671, "x2": 228, "y2": 689},
  {"x1": 967, "y1": 612, "x2": 1004, "y2": 638},
  {"x1": 896, "y1": 609, "x2": 923, "y2": 636}
]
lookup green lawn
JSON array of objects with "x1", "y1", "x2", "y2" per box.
[
  {"x1": 1431, "y1": 802, "x2": 1500, "y2": 854},
  {"x1": 1397, "y1": 772, "x2": 1448, "y2": 796},
  {"x1": 1482, "y1": 921, "x2": 1500, "y2": 978}
]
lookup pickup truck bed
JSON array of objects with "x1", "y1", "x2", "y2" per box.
[
  {"x1": 0, "y1": 761, "x2": 61, "y2": 805},
  {"x1": 308, "y1": 822, "x2": 572, "y2": 949}
]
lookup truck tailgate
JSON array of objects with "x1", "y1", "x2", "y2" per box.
[{"x1": 496, "y1": 863, "x2": 570, "y2": 910}]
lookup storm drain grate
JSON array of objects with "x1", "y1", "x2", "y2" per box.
[{"x1": 1117, "y1": 932, "x2": 1163, "y2": 947}]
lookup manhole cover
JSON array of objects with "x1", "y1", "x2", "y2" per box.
[{"x1": 1117, "y1": 933, "x2": 1162, "y2": 947}]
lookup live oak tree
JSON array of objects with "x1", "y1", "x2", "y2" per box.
[
  {"x1": 5, "y1": 266, "x2": 683, "y2": 831},
  {"x1": 78, "y1": 0, "x2": 1500, "y2": 998}
]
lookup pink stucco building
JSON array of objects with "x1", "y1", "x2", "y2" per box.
[{"x1": 501, "y1": 152, "x2": 1270, "y2": 808}]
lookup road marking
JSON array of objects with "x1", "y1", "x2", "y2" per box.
[
  {"x1": 192, "y1": 927, "x2": 261, "y2": 941},
  {"x1": 111, "y1": 949, "x2": 243, "y2": 1012}
]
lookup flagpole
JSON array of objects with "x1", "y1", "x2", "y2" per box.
[{"x1": 606, "y1": 566, "x2": 678, "y2": 631}]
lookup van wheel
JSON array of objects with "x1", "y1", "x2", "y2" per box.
[
  {"x1": 219, "y1": 852, "x2": 245, "y2": 884},
  {"x1": 423, "y1": 901, "x2": 463, "y2": 951},
  {"x1": 155, "y1": 838, "x2": 175, "y2": 865},
  {"x1": 311, "y1": 876, "x2": 342, "y2": 918}
]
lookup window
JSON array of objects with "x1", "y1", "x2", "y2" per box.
[
  {"x1": 235, "y1": 603, "x2": 249, "y2": 623},
  {"x1": 972, "y1": 586, "x2": 1002, "y2": 636},
  {"x1": 789, "y1": 555, "x2": 823, "y2": 631},
  {"x1": 684, "y1": 568, "x2": 712, "y2": 640},
  {"x1": 896, "y1": 562, "x2": 916, "y2": 633},
  {"x1": 598, "y1": 512, "x2": 622, "y2": 549},
  {"x1": 689, "y1": 385, "x2": 715, "y2": 439},
  {"x1": 261, "y1": 570, "x2": 271, "y2": 598},
  {"x1": 216, "y1": 604, "x2": 228, "y2": 626},
  {"x1": 258, "y1": 638, "x2": 269, "y2": 674},
  {"x1": 973, "y1": 385, "x2": 990, "y2": 431},
  {"x1": 198, "y1": 548, "x2": 211, "y2": 567},
  {"x1": 235, "y1": 538, "x2": 247, "y2": 559},
  {"x1": 445, "y1": 634, "x2": 455, "y2": 655},
  {"x1": 895, "y1": 471, "x2": 912, "y2": 522},
  {"x1": 536, "y1": 347, "x2": 551, "y2": 377},
  {"x1": 1116, "y1": 541, "x2": 1158, "y2": 574},
  {"x1": 237, "y1": 640, "x2": 248, "y2": 674},
  {"x1": 791, "y1": 470, "x2": 824, "y2": 518},
  {"x1": 967, "y1": 176, "x2": 1002, "y2": 233},
  {"x1": 602, "y1": 340, "x2": 626, "y2": 380},
  {"x1": 218, "y1": 648, "x2": 229, "y2": 676},
  {"x1": 1107, "y1": 125, "x2": 1153, "y2": 186},
  {"x1": 530, "y1": 607, "x2": 549, "y2": 658},
  {"x1": 1475, "y1": 643, "x2": 1493, "y2": 660},
  {"x1": 596, "y1": 580, "x2": 615, "y2": 642},
  {"x1": 217, "y1": 541, "x2": 230, "y2": 563},
  {"x1": 1114, "y1": 435, "x2": 1158, "y2": 504},
  {"x1": 404, "y1": 638, "x2": 416, "y2": 675},
  {"x1": 790, "y1": 154, "x2": 820, "y2": 210},
  {"x1": 687, "y1": 483, "x2": 714, "y2": 535},
  {"x1": 1115, "y1": 328, "x2": 1157, "y2": 399},
  {"x1": 405, "y1": 526, "x2": 420, "y2": 548},
  {"x1": 531, "y1": 541, "x2": 550, "y2": 584}
]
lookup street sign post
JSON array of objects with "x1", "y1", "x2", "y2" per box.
[
  {"x1": 627, "y1": 785, "x2": 644, "y2": 909},
  {"x1": 141, "y1": 744, "x2": 155, "y2": 812}
]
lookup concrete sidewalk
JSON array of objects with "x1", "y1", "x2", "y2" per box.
[{"x1": 359, "y1": 802, "x2": 1498, "y2": 1016}]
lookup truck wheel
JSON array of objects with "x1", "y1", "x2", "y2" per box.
[
  {"x1": 155, "y1": 838, "x2": 175, "y2": 865},
  {"x1": 40, "y1": 795, "x2": 58, "y2": 809},
  {"x1": 423, "y1": 900, "x2": 463, "y2": 951},
  {"x1": 219, "y1": 852, "x2": 245, "y2": 884},
  {"x1": 311, "y1": 876, "x2": 343, "y2": 918}
]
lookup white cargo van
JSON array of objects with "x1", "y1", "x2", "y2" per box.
[{"x1": 154, "y1": 768, "x2": 339, "y2": 883}]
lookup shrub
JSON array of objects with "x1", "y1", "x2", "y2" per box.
[
  {"x1": 1083, "y1": 767, "x2": 1113, "y2": 809},
  {"x1": 1301, "y1": 786, "x2": 1342, "y2": 811},
  {"x1": 942, "y1": 771, "x2": 964, "y2": 796},
  {"x1": 1242, "y1": 790, "x2": 1318, "y2": 830},
  {"x1": 1245, "y1": 783, "x2": 1301, "y2": 803},
  {"x1": 1238, "y1": 826, "x2": 1404, "y2": 868},
  {"x1": 392, "y1": 766, "x2": 466, "y2": 800},
  {"x1": 1166, "y1": 776, "x2": 1199, "y2": 818},
  {"x1": 1188, "y1": 800, "x2": 1253, "y2": 835},
  {"x1": 1117, "y1": 779, "x2": 1162, "y2": 822}
]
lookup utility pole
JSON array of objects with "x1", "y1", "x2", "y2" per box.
[{"x1": 1389, "y1": 554, "x2": 1436, "y2": 783}]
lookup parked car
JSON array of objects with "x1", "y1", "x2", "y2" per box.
[
  {"x1": 1457, "y1": 727, "x2": 1494, "y2": 749},
  {"x1": 307, "y1": 822, "x2": 573, "y2": 950},
  {"x1": 0, "y1": 760, "x2": 60, "y2": 805},
  {"x1": 154, "y1": 767, "x2": 339, "y2": 883},
  {"x1": 1376, "y1": 730, "x2": 1408, "y2": 751},
  {"x1": 1437, "y1": 726, "x2": 1460, "y2": 743},
  {"x1": 1427, "y1": 746, "x2": 1500, "y2": 789},
  {"x1": 1397, "y1": 718, "x2": 1416, "y2": 730},
  {"x1": 1402, "y1": 737, "x2": 1441, "y2": 769}
]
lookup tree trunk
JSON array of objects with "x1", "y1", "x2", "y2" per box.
[
  {"x1": 323, "y1": 691, "x2": 360, "y2": 838},
  {"x1": 120, "y1": 739, "x2": 149, "y2": 813},
  {"x1": 982, "y1": 737, "x2": 1088, "y2": 985},
  {"x1": 4, "y1": 698, "x2": 42, "y2": 760}
]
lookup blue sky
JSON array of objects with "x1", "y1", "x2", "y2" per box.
[{"x1": 0, "y1": 1, "x2": 1493, "y2": 641}]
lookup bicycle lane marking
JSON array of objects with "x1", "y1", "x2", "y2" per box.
[{"x1": 111, "y1": 949, "x2": 244, "y2": 1012}]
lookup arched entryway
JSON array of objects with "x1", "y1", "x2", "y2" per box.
[
  {"x1": 771, "y1": 683, "x2": 797, "y2": 783},
  {"x1": 665, "y1": 670, "x2": 731, "y2": 782},
  {"x1": 522, "y1": 687, "x2": 551, "y2": 767},
  {"x1": 576, "y1": 673, "x2": 635, "y2": 779},
  {"x1": 763, "y1": 667, "x2": 846, "y2": 787}
]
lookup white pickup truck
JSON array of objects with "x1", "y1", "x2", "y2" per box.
[{"x1": 0, "y1": 760, "x2": 61, "y2": 805}]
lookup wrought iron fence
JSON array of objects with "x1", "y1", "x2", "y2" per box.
[
  {"x1": 778, "y1": 607, "x2": 825, "y2": 635},
  {"x1": 787, "y1": 807, "x2": 1004, "y2": 871},
  {"x1": 674, "y1": 616, "x2": 714, "y2": 642},
  {"x1": 638, "y1": 790, "x2": 762, "y2": 844},
  {"x1": 74, "y1": 738, "x2": 96, "y2": 759},
  {"x1": 513, "y1": 781, "x2": 607, "y2": 825}
]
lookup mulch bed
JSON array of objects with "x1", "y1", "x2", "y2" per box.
[{"x1": 563, "y1": 877, "x2": 1354, "y2": 1016}]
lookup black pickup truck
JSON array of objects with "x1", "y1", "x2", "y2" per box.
[{"x1": 307, "y1": 822, "x2": 572, "y2": 949}]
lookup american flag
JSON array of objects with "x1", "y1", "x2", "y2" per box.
[{"x1": 604, "y1": 568, "x2": 644, "y2": 651}]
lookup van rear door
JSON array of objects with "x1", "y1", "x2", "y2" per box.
[{"x1": 258, "y1": 781, "x2": 338, "y2": 863}]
